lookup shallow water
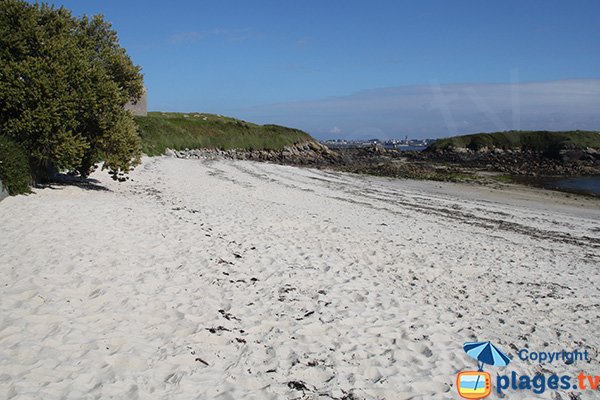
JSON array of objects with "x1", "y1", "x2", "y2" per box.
[
  {"x1": 550, "y1": 176, "x2": 600, "y2": 196},
  {"x1": 518, "y1": 176, "x2": 600, "y2": 197}
]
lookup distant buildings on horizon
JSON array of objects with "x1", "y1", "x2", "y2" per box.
[{"x1": 321, "y1": 137, "x2": 436, "y2": 149}]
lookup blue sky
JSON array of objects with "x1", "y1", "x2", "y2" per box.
[{"x1": 34, "y1": 0, "x2": 600, "y2": 139}]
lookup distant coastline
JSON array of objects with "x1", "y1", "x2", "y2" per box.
[{"x1": 135, "y1": 114, "x2": 600, "y2": 197}]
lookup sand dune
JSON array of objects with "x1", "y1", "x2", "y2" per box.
[{"x1": 1, "y1": 156, "x2": 599, "y2": 399}]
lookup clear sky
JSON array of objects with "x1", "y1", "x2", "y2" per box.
[{"x1": 30, "y1": 0, "x2": 600, "y2": 139}]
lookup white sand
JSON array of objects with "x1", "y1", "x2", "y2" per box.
[{"x1": 1, "y1": 156, "x2": 599, "y2": 399}]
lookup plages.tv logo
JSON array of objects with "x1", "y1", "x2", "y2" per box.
[{"x1": 456, "y1": 341, "x2": 511, "y2": 399}]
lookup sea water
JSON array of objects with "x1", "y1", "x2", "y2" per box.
[
  {"x1": 547, "y1": 176, "x2": 600, "y2": 197},
  {"x1": 511, "y1": 175, "x2": 600, "y2": 196}
]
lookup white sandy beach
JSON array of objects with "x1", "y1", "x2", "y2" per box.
[{"x1": 1, "y1": 156, "x2": 599, "y2": 399}]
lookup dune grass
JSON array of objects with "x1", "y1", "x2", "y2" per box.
[
  {"x1": 135, "y1": 112, "x2": 314, "y2": 156},
  {"x1": 427, "y1": 130, "x2": 600, "y2": 153}
]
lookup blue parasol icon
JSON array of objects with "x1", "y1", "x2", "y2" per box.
[{"x1": 464, "y1": 341, "x2": 511, "y2": 371}]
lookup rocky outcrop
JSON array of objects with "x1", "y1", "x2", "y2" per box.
[
  {"x1": 416, "y1": 147, "x2": 600, "y2": 176},
  {"x1": 165, "y1": 141, "x2": 342, "y2": 166},
  {"x1": 164, "y1": 140, "x2": 600, "y2": 179}
]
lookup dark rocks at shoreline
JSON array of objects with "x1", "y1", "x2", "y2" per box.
[
  {"x1": 415, "y1": 147, "x2": 600, "y2": 176},
  {"x1": 165, "y1": 141, "x2": 342, "y2": 166},
  {"x1": 328, "y1": 147, "x2": 472, "y2": 181},
  {"x1": 165, "y1": 144, "x2": 463, "y2": 181},
  {"x1": 165, "y1": 142, "x2": 600, "y2": 179}
]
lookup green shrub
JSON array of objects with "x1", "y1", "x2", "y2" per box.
[
  {"x1": 0, "y1": 136, "x2": 31, "y2": 195},
  {"x1": 0, "y1": 0, "x2": 143, "y2": 181}
]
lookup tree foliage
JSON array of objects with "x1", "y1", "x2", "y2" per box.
[
  {"x1": 0, "y1": 135, "x2": 30, "y2": 195},
  {"x1": 0, "y1": 0, "x2": 143, "y2": 181}
]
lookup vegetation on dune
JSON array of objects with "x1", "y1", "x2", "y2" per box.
[
  {"x1": 427, "y1": 131, "x2": 600, "y2": 154},
  {"x1": 0, "y1": 0, "x2": 143, "y2": 184},
  {"x1": 136, "y1": 112, "x2": 315, "y2": 156},
  {"x1": 0, "y1": 136, "x2": 31, "y2": 195}
]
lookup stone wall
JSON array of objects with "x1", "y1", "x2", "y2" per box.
[
  {"x1": 0, "y1": 178, "x2": 8, "y2": 202},
  {"x1": 125, "y1": 88, "x2": 147, "y2": 116}
]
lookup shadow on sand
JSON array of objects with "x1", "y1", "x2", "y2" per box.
[{"x1": 37, "y1": 173, "x2": 111, "y2": 192}]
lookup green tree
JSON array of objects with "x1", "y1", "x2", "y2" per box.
[
  {"x1": 0, "y1": 136, "x2": 30, "y2": 195},
  {"x1": 0, "y1": 0, "x2": 143, "y2": 181}
]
